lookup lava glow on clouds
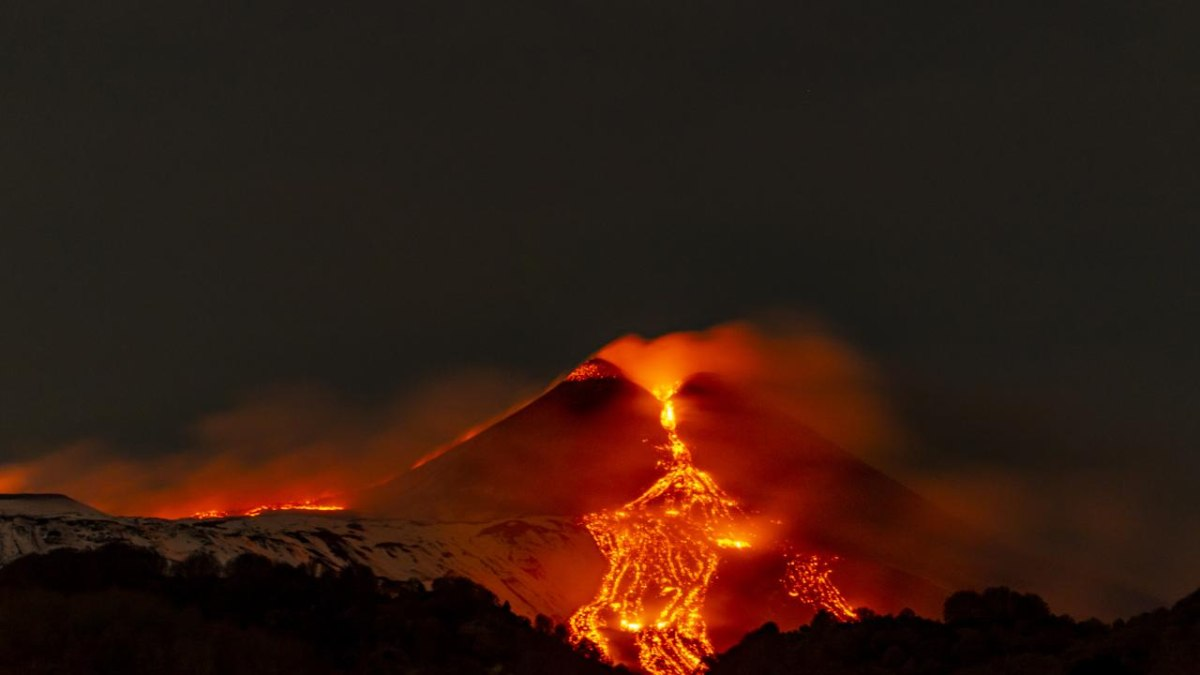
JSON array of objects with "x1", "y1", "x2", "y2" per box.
[
  {"x1": 0, "y1": 370, "x2": 537, "y2": 518},
  {"x1": 0, "y1": 318, "x2": 896, "y2": 521},
  {"x1": 596, "y1": 319, "x2": 909, "y2": 465}
]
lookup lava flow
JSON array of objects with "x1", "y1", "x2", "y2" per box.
[
  {"x1": 784, "y1": 554, "x2": 858, "y2": 622},
  {"x1": 569, "y1": 385, "x2": 749, "y2": 675},
  {"x1": 189, "y1": 501, "x2": 345, "y2": 520}
]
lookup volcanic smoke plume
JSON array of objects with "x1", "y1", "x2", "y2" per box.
[{"x1": 595, "y1": 320, "x2": 908, "y2": 465}]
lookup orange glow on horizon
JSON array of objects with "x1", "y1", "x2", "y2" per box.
[{"x1": 188, "y1": 500, "x2": 346, "y2": 520}]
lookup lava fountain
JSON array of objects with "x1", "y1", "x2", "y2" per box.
[{"x1": 569, "y1": 385, "x2": 750, "y2": 674}]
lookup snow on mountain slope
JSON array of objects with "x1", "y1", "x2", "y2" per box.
[
  {"x1": 0, "y1": 506, "x2": 602, "y2": 622},
  {"x1": 0, "y1": 493, "x2": 108, "y2": 517}
]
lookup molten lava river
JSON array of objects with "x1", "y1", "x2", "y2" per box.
[{"x1": 568, "y1": 386, "x2": 856, "y2": 674}]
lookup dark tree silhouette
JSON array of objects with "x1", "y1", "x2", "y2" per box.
[
  {"x1": 711, "y1": 587, "x2": 1200, "y2": 675},
  {"x1": 0, "y1": 544, "x2": 620, "y2": 675},
  {"x1": 0, "y1": 546, "x2": 1195, "y2": 675}
]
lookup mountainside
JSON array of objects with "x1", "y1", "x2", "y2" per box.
[
  {"x1": 0, "y1": 493, "x2": 108, "y2": 517},
  {"x1": 363, "y1": 361, "x2": 984, "y2": 619},
  {"x1": 0, "y1": 505, "x2": 601, "y2": 622},
  {"x1": 359, "y1": 359, "x2": 1156, "y2": 639},
  {"x1": 362, "y1": 360, "x2": 668, "y2": 521},
  {"x1": 0, "y1": 359, "x2": 977, "y2": 651},
  {"x1": 0, "y1": 358, "x2": 1158, "y2": 660}
]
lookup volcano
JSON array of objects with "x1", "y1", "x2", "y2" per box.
[
  {"x1": 360, "y1": 358, "x2": 1023, "y2": 663},
  {"x1": 0, "y1": 357, "x2": 1150, "y2": 675},
  {"x1": 363, "y1": 359, "x2": 666, "y2": 520},
  {"x1": 0, "y1": 493, "x2": 107, "y2": 518}
]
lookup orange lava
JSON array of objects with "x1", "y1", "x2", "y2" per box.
[
  {"x1": 189, "y1": 501, "x2": 345, "y2": 520},
  {"x1": 783, "y1": 554, "x2": 858, "y2": 621},
  {"x1": 569, "y1": 385, "x2": 749, "y2": 674}
]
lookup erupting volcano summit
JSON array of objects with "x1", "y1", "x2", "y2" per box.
[{"x1": 362, "y1": 358, "x2": 997, "y2": 672}]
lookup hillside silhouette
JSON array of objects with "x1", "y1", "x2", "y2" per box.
[
  {"x1": 711, "y1": 587, "x2": 1200, "y2": 674},
  {"x1": 0, "y1": 544, "x2": 1194, "y2": 674},
  {"x1": 0, "y1": 544, "x2": 618, "y2": 675}
]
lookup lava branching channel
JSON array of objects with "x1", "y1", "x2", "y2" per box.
[
  {"x1": 569, "y1": 386, "x2": 750, "y2": 674},
  {"x1": 569, "y1": 383, "x2": 859, "y2": 674}
]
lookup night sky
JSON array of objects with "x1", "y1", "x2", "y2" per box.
[{"x1": 3, "y1": 2, "x2": 1198, "y2": 598}]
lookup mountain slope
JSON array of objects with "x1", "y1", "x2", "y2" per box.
[
  {"x1": 0, "y1": 357, "x2": 1155, "y2": 653},
  {"x1": 0, "y1": 493, "x2": 108, "y2": 517},
  {"x1": 362, "y1": 359, "x2": 668, "y2": 520},
  {"x1": 358, "y1": 359, "x2": 1155, "y2": 641},
  {"x1": 0, "y1": 506, "x2": 600, "y2": 621},
  {"x1": 354, "y1": 361, "x2": 985, "y2": 646}
]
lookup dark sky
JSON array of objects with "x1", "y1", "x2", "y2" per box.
[{"x1": 2, "y1": 1, "x2": 1198, "y2": 582}]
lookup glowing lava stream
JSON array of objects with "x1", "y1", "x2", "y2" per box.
[
  {"x1": 569, "y1": 385, "x2": 749, "y2": 675},
  {"x1": 189, "y1": 501, "x2": 345, "y2": 520},
  {"x1": 784, "y1": 554, "x2": 858, "y2": 622}
]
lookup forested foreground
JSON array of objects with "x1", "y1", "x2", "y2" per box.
[
  {"x1": 0, "y1": 544, "x2": 617, "y2": 675},
  {"x1": 0, "y1": 544, "x2": 1194, "y2": 674},
  {"x1": 710, "y1": 587, "x2": 1200, "y2": 675}
]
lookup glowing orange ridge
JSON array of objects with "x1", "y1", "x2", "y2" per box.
[{"x1": 189, "y1": 501, "x2": 345, "y2": 520}]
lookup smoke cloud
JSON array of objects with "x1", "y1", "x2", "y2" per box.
[
  {"x1": 597, "y1": 317, "x2": 909, "y2": 465},
  {"x1": 0, "y1": 369, "x2": 538, "y2": 518}
]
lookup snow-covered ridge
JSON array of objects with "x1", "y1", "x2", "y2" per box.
[
  {"x1": 0, "y1": 493, "x2": 108, "y2": 517},
  {"x1": 0, "y1": 500, "x2": 599, "y2": 621}
]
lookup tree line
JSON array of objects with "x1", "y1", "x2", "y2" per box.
[{"x1": 0, "y1": 544, "x2": 1194, "y2": 674}]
